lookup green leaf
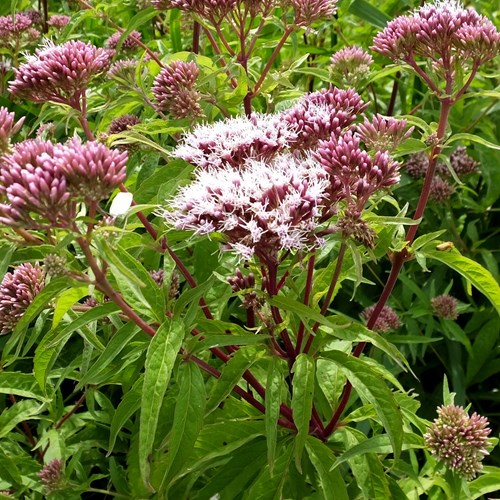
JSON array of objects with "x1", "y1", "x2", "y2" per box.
[
  {"x1": 321, "y1": 351, "x2": 403, "y2": 460},
  {"x1": 421, "y1": 242, "x2": 500, "y2": 316},
  {"x1": 446, "y1": 132, "x2": 500, "y2": 151},
  {"x1": 52, "y1": 286, "x2": 89, "y2": 328},
  {"x1": 159, "y1": 361, "x2": 206, "y2": 492},
  {"x1": 139, "y1": 318, "x2": 184, "y2": 488},
  {"x1": 169, "y1": 9, "x2": 182, "y2": 53},
  {"x1": 0, "y1": 243, "x2": 15, "y2": 277},
  {"x1": 305, "y1": 437, "x2": 348, "y2": 500},
  {"x1": 0, "y1": 399, "x2": 44, "y2": 439},
  {"x1": 265, "y1": 358, "x2": 286, "y2": 474},
  {"x1": 469, "y1": 468, "x2": 500, "y2": 499},
  {"x1": 77, "y1": 322, "x2": 142, "y2": 390},
  {"x1": 206, "y1": 346, "x2": 265, "y2": 414},
  {"x1": 0, "y1": 449, "x2": 23, "y2": 488},
  {"x1": 0, "y1": 372, "x2": 46, "y2": 401},
  {"x1": 108, "y1": 378, "x2": 143, "y2": 455},
  {"x1": 347, "y1": 0, "x2": 391, "y2": 28},
  {"x1": 291, "y1": 354, "x2": 315, "y2": 472}
]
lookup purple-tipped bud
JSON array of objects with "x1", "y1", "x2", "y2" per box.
[
  {"x1": 47, "y1": 15, "x2": 71, "y2": 29},
  {"x1": 429, "y1": 176, "x2": 455, "y2": 202},
  {"x1": 404, "y1": 152, "x2": 429, "y2": 178},
  {"x1": 291, "y1": 0, "x2": 337, "y2": 27},
  {"x1": 281, "y1": 86, "x2": 366, "y2": 151},
  {"x1": 361, "y1": 304, "x2": 401, "y2": 333},
  {"x1": 330, "y1": 45, "x2": 373, "y2": 87},
  {"x1": 450, "y1": 146, "x2": 478, "y2": 177},
  {"x1": 424, "y1": 404, "x2": 492, "y2": 479},
  {"x1": 152, "y1": 60, "x2": 204, "y2": 119},
  {"x1": 0, "y1": 263, "x2": 45, "y2": 334},
  {"x1": 55, "y1": 138, "x2": 128, "y2": 202},
  {"x1": 0, "y1": 107, "x2": 25, "y2": 154},
  {"x1": 108, "y1": 115, "x2": 142, "y2": 135},
  {"x1": 431, "y1": 294, "x2": 459, "y2": 320},
  {"x1": 107, "y1": 58, "x2": 137, "y2": 83},
  {"x1": 0, "y1": 139, "x2": 73, "y2": 228},
  {"x1": 150, "y1": 269, "x2": 165, "y2": 287},
  {"x1": 152, "y1": 0, "x2": 237, "y2": 22},
  {"x1": 9, "y1": 40, "x2": 111, "y2": 107},
  {"x1": 357, "y1": 114, "x2": 414, "y2": 152},
  {"x1": 24, "y1": 10, "x2": 43, "y2": 25},
  {"x1": 105, "y1": 30, "x2": 142, "y2": 51},
  {"x1": 38, "y1": 459, "x2": 65, "y2": 492}
]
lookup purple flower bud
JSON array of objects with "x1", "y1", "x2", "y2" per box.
[
  {"x1": 335, "y1": 213, "x2": 376, "y2": 248},
  {"x1": 107, "y1": 58, "x2": 137, "y2": 83},
  {"x1": 0, "y1": 107, "x2": 25, "y2": 153},
  {"x1": 429, "y1": 176, "x2": 455, "y2": 202},
  {"x1": 431, "y1": 294, "x2": 459, "y2": 320},
  {"x1": 108, "y1": 115, "x2": 142, "y2": 135},
  {"x1": 330, "y1": 45, "x2": 373, "y2": 87},
  {"x1": 47, "y1": 15, "x2": 72, "y2": 29},
  {"x1": 152, "y1": 0, "x2": 237, "y2": 22},
  {"x1": 357, "y1": 114, "x2": 414, "y2": 152},
  {"x1": 291, "y1": 0, "x2": 337, "y2": 27},
  {"x1": 404, "y1": 152, "x2": 429, "y2": 178},
  {"x1": 24, "y1": 10, "x2": 44, "y2": 26},
  {"x1": 0, "y1": 263, "x2": 45, "y2": 334},
  {"x1": 361, "y1": 304, "x2": 401, "y2": 333},
  {"x1": 9, "y1": 40, "x2": 111, "y2": 107},
  {"x1": 450, "y1": 146, "x2": 478, "y2": 177},
  {"x1": 38, "y1": 459, "x2": 65, "y2": 492},
  {"x1": 55, "y1": 138, "x2": 128, "y2": 202},
  {"x1": 105, "y1": 30, "x2": 142, "y2": 51},
  {"x1": 424, "y1": 404, "x2": 492, "y2": 479}
]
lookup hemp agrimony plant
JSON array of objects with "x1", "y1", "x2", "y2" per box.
[{"x1": 0, "y1": 0, "x2": 499, "y2": 498}]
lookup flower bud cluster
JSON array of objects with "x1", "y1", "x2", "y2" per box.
[
  {"x1": 105, "y1": 30, "x2": 142, "y2": 51},
  {"x1": 152, "y1": 60, "x2": 204, "y2": 119},
  {"x1": 38, "y1": 459, "x2": 65, "y2": 493},
  {"x1": 330, "y1": 45, "x2": 373, "y2": 88},
  {"x1": 431, "y1": 294, "x2": 459, "y2": 320},
  {"x1": 9, "y1": 40, "x2": 111, "y2": 107},
  {"x1": 0, "y1": 107, "x2": 25, "y2": 154},
  {"x1": 0, "y1": 13, "x2": 39, "y2": 50},
  {"x1": 152, "y1": 0, "x2": 237, "y2": 23},
  {"x1": 0, "y1": 138, "x2": 127, "y2": 227},
  {"x1": 0, "y1": 263, "x2": 45, "y2": 334},
  {"x1": 228, "y1": 269, "x2": 262, "y2": 309},
  {"x1": 47, "y1": 15, "x2": 71, "y2": 29},
  {"x1": 357, "y1": 114, "x2": 414, "y2": 153},
  {"x1": 424, "y1": 404, "x2": 492, "y2": 479},
  {"x1": 291, "y1": 0, "x2": 337, "y2": 27},
  {"x1": 361, "y1": 304, "x2": 401, "y2": 333}
]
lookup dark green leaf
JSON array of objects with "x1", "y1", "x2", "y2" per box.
[{"x1": 347, "y1": 0, "x2": 391, "y2": 28}]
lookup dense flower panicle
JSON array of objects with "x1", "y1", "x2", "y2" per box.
[
  {"x1": 38, "y1": 459, "x2": 65, "y2": 492},
  {"x1": 424, "y1": 404, "x2": 492, "y2": 479},
  {"x1": 24, "y1": 10, "x2": 43, "y2": 25},
  {"x1": 432, "y1": 294, "x2": 459, "y2": 320},
  {"x1": 152, "y1": 0, "x2": 237, "y2": 22},
  {"x1": 291, "y1": 0, "x2": 337, "y2": 26},
  {"x1": 404, "y1": 152, "x2": 429, "y2": 178},
  {"x1": 108, "y1": 115, "x2": 142, "y2": 135},
  {"x1": 106, "y1": 30, "x2": 142, "y2": 50},
  {"x1": 161, "y1": 153, "x2": 328, "y2": 260},
  {"x1": 313, "y1": 131, "x2": 400, "y2": 208},
  {"x1": 47, "y1": 15, "x2": 71, "y2": 29},
  {"x1": 0, "y1": 139, "x2": 73, "y2": 227},
  {"x1": 0, "y1": 107, "x2": 25, "y2": 154},
  {"x1": 429, "y1": 175, "x2": 455, "y2": 202},
  {"x1": 152, "y1": 60, "x2": 203, "y2": 119},
  {"x1": 330, "y1": 45, "x2": 373, "y2": 87},
  {"x1": 107, "y1": 58, "x2": 137, "y2": 82},
  {"x1": 173, "y1": 113, "x2": 296, "y2": 169},
  {"x1": 9, "y1": 40, "x2": 111, "y2": 106},
  {"x1": 0, "y1": 13, "x2": 32, "y2": 37},
  {"x1": 372, "y1": 1, "x2": 500, "y2": 75},
  {"x1": 450, "y1": 146, "x2": 478, "y2": 177},
  {"x1": 357, "y1": 114, "x2": 414, "y2": 152},
  {"x1": 361, "y1": 304, "x2": 401, "y2": 333},
  {"x1": 55, "y1": 138, "x2": 128, "y2": 202},
  {"x1": 281, "y1": 87, "x2": 366, "y2": 151},
  {"x1": 0, "y1": 263, "x2": 45, "y2": 334}
]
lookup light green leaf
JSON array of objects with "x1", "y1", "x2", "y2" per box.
[
  {"x1": 0, "y1": 372, "x2": 46, "y2": 401},
  {"x1": 0, "y1": 399, "x2": 44, "y2": 439},
  {"x1": 306, "y1": 437, "x2": 348, "y2": 500},
  {"x1": 291, "y1": 354, "x2": 315, "y2": 472},
  {"x1": 52, "y1": 286, "x2": 89, "y2": 328},
  {"x1": 0, "y1": 449, "x2": 23, "y2": 487},
  {"x1": 469, "y1": 468, "x2": 500, "y2": 499},
  {"x1": 206, "y1": 346, "x2": 265, "y2": 414},
  {"x1": 446, "y1": 133, "x2": 500, "y2": 151},
  {"x1": 140, "y1": 319, "x2": 184, "y2": 487},
  {"x1": 347, "y1": 0, "x2": 391, "y2": 27},
  {"x1": 321, "y1": 351, "x2": 403, "y2": 461},
  {"x1": 422, "y1": 242, "x2": 500, "y2": 316}
]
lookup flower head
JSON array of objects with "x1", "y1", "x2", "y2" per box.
[
  {"x1": 47, "y1": 15, "x2": 71, "y2": 29},
  {"x1": 281, "y1": 87, "x2": 366, "y2": 151},
  {"x1": 357, "y1": 114, "x2": 414, "y2": 152},
  {"x1": 0, "y1": 13, "x2": 35, "y2": 50},
  {"x1": 404, "y1": 152, "x2": 429, "y2": 178},
  {"x1": 152, "y1": 59, "x2": 204, "y2": 119},
  {"x1": 105, "y1": 30, "x2": 142, "y2": 51},
  {"x1": 0, "y1": 107, "x2": 25, "y2": 154},
  {"x1": 9, "y1": 40, "x2": 111, "y2": 106},
  {"x1": 161, "y1": 153, "x2": 328, "y2": 261},
  {"x1": 152, "y1": 0, "x2": 237, "y2": 22},
  {"x1": 335, "y1": 213, "x2": 376, "y2": 248},
  {"x1": 361, "y1": 304, "x2": 401, "y2": 333},
  {"x1": 173, "y1": 113, "x2": 296, "y2": 169},
  {"x1": 107, "y1": 58, "x2": 137, "y2": 83},
  {"x1": 38, "y1": 459, "x2": 65, "y2": 492},
  {"x1": 429, "y1": 175, "x2": 454, "y2": 202},
  {"x1": 450, "y1": 146, "x2": 478, "y2": 177},
  {"x1": 330, "y1": 45, "x2": 373, "y2": 87},
  {"x1": 424, "y1": 404, "x2": 492, "y2": 479},
  {"x1": 431, "y1": 294, "x2": 459, "y2": 320},
  {"x1": 0, "y1": 139, "x2": 73, "y2": 228},
  {"x1": 0, "y1": 263, "x2": 45, "y2": 334},
  {"x1": 55, "y1": 138, "x2": 128, "y2": 202},
  {"x1": 108, "y1": 115, "x2": 142, "y2": 135},
  {"x1": 291, "y1": 0, "x2": 337, "y2": 27}
]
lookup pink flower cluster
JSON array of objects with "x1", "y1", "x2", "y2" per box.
[
  {"x1": 425, "y1": 404, "x2": 492, "y2": 479},
  {"x1": 105, "y1": 30, "x2": 142, "y2": 51},
  {"x1": 291, "y1": 0, "x2": 337, "y2": 27},
  {"x1": 361, "y1": 304, "x2": 401, "y2": 333},
  {"x1": 330, "y1": 45, "x2": 373, "y2": 88},
  {"x1": 0, "y1": 263, "x2": 45, "y2": 334},
  {"x1": 0, "y1": 138, "x2": 127, "y2": 228},
  {"x1": 0, "y1": 106, "x2": 25, "y2": 154},
  {"x1": 9, "y1": 40, "x2": 111, "y2": 107}
]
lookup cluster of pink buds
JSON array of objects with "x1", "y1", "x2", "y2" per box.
[
  {"x1": 357, "y1": 114, "x2": 414, "y2": 153},
  {"x1": 38, "y1": 459, "x2": 65, "y2": 493},
  {"x1": 431, "y1": 294, "x2": 459, "y2": 320},
  {"x1": 152, "y1": 59, "x2": 204, "y2": 119},
  {"x1": 0, "y1": 106, "x2": 25, "y2": 154},
  {"x1": 425, "y1": 404, "x2": 492, "y2": 479},
  {"x1": 9, "y1": 40, "x2": 111, "y2": 108},
  {"x1": 105, "y1": 30, "x2": 142, "y2": 51},
  {"x1": 152, "y1": 0, "x2": 237, "y2": 23},
  {"x1": 47, "y1": 15, "x2": 71, "y2": 29},
  {"x1": 361, "y1": 304, "x2": 401, "y2": 333},
  {"x1": 0, "y1": 13, "x2": 40, "y2": 50},
  {"x1": 329, "y1": 45, "x2": 373, "y2": 88},
  {"x1": 291, "y1": 0, "x2": 337, "y2": 27},
  {"x1": 0, "y1": 263, "x2": 45, "y2": 334}
]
